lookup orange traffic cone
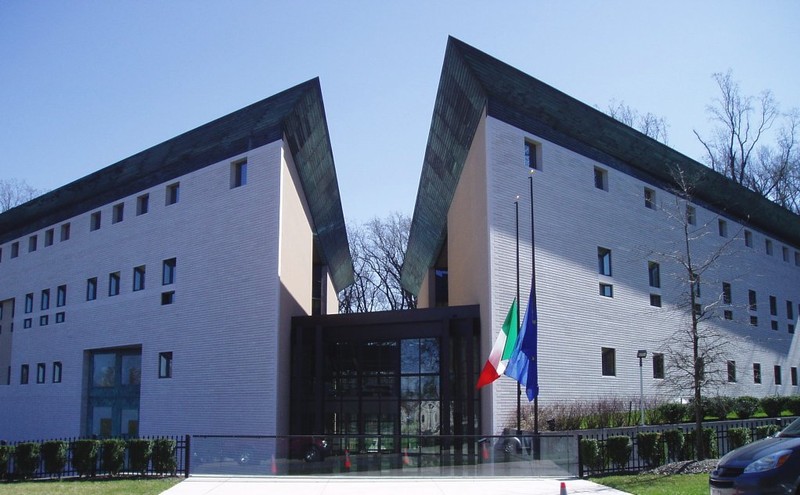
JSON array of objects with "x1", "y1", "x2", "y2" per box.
[
  {"x1": 271, "y1": 453, "x2": 278, "y2": 474},
  {"x1": 559, "y1": 481, "x2": 567, "y2": 495},
  {"x1": 344, "y1": 449, "x2": 352, "y2": 470},
  {"x1": 403, "y1": 448, "x2": 411, "y2": 466},
  {"x1": 481, "y1": 442, "x2": 489, "y2": 460}
]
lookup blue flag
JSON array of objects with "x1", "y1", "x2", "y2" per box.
[{"x1": 503, "y1": 286, "x2": 539, "y2": 401}]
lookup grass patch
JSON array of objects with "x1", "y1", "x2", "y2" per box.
[
  {"x1": 592, "y1": 473, "x2": 709, "y2": 495},
  {"x1": 0, "y1": 477, "x2": 182, "y2": 495}
]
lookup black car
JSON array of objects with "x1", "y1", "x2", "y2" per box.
[{"x1": 710, "y1": 418, "x2": 800, "y2": 495}]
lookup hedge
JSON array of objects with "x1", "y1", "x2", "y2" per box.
[
  {"x1": 683, "y1": 428, "x2": 718, "y2": 460},
  {"x1": 657, "y1": 402, "x2": 687, "y2": 424},
  {"x1": 128, "y1": 439, "x2": 153, "y2": 475},
  {"x1": 727, "y1": 427, "x2": 751, "y2": 450},
  {"x1": 0, "y1": 445, "x2": 14, "y2": 479},
  {"x1": 637, "y1": 431, "x2": 666, "y2": 467},
  {"x1": 662, "y1": 429, "x2": 684, "y2": 462},
  {"x1": 14, "y1": 442, "x2": 40, "y2": 479},
  {"x1": 152, "y1": 438, "x2": 177, "y2": 475},
  {"x1": 754, "y1": 424, "x2": 781, "y2": 440},
  {"x1": 41, "y1": 440, "x2": 68, "y2": 477},
  {"x1": 579, "y1": 438, "x2": 605, "y2": 472},
  {"x1": 72, "y1": 439, "x2": 99, "y2": 478},
  {"x1": 732, "y1": 396, "x2": 760, "y2": 419},
  {"x1": 605, "y1": 435, "x2": 632, "y2": 469},
  {"x1": 101, "y1": 439, "x2": 126, "y2": 476},
  {"x1": 760, "y1": 396, "x2": 786, "y2": 417}
]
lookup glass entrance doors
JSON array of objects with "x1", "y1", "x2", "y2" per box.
[{"x1": 86, "y1": 348, "x2": 141, "y2": 438}]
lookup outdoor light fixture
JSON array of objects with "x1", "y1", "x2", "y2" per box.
[
  {"x1": 637, "y1": 350, "x2": 647, "y2": 425},
  {"x1": 637, "y1": 350, "x2": 647, "y2": 359}
]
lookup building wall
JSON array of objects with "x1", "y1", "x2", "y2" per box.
[
  {"x1": 0, "y1": 139, "x2": 307, "y2": 441},
  {"x1": 471, "y1": 115, "x2": 800, "y2": 432}
]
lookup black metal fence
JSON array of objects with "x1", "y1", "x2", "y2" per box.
[
  {"x1": 0, "y1": 435, "x2": 189, "y2": 480},
  {"x1": 576, "y1": 416, "x2": 797, "y2": 477}
]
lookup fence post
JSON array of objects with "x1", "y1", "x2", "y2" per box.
[
  {"x1": 577, "y1": 434, "x2": 583, "y2": 478},
  {"x1": 184, "y1": 435, "x2": 191, "y2": 478}
]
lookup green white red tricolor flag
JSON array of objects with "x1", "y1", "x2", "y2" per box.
[{"x1": 476, "y1": 298, "x2": 518, "y2": 389}]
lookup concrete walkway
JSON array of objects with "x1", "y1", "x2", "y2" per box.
[{"x1": 162, "y1": 477, "x2": 632, "y2": 495}]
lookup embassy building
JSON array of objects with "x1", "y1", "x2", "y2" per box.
[{"x1": 1, "y1": 38, "x2": 799, "y2": 443}]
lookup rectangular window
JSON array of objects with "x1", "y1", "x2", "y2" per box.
[
  {"x1": 727, "y1": 361, "x2": 736, "y2": 383},
  {"x1": 36, "y1": 363, "x2": 45, "y2": 384},
  {"x1": 722, "y1": 282, "x2": 732, "y2": 304},
  {"x1": 686, "y1": 205, "x2": 696, "y2": 226},
  {"x1": 90, "y1": 211, "x2": 102, "y2": 231},
  {"x1": 599, "y1": 283, "x2": 613, "y2": 298},
  {"x1": 718, "y1": 219, "x2": 728, "y2": 237},
  {"x1": 24, "y1": 293, "x2": 34, "y2": 313},
  {"x1": 133, "y1": 266, "x2": 146, "y2": 292},
  {"x1": 23, "y1": 318, "x2": 32, "y2": 329},
  {"x1": 524, "y1": 140, "x2": 540, "y2": 170},
  {"x1": 166, "y1": 183, "x2": 180, "y2": 205},
  {"x1": 60, "y1": 223, "x2": 70, "y2": 241},
  {"x1": 770, "y1": 296, "x2": 778, "y2": 316},
  {"x1": 792, "y1": 367, "x2": 798, "y2": 386},
  {"x1": 789, "y1": 324, "x2": 795, "y2": 334},
  {"x1": 598, "y1": 247, "x2": 612, "y2": 276},
  {"x1": 652, "y1": 353, "x2": 664, "y2": 379},
  {"x1": 162, "y1": 258, "x2": 176, "y2": 285},
  {"x1": 56, "y1": 285, "x2": 66, "y2": 307},
  {"x1": 765, "y1": 239, "x2": 773, "y2": 255},
  {"x1": 55, "y1": 312, "x2": 65, "y2": 323},
  {"x1": 86, "y1": 277, "x2": 98, "y2": 301},
  {"x1": 774, "y1": 365, "x2": 782, "y2": 385},
  {"x1": 20, "y1": 364, "x2": 29, "y2": 385},
  {"x1": 754, "y1": 363, "x2": 762, "y2": 384},
  {"x1": 648, "y1": 261, "x2": 660, "y2": 288},
  {"x1": 783, "y1": 246, "x2": 790, "y2": 262},
  {"x1": 137, "y1": 194, "x2": 149, "y2": 215},
  {"x1": 11, "y1": 242, "x2": 19, "y2": 258},
  {"x1": 44, "y1": 228, "x2": 54, "y2": 247},
  {"x1": 112, "y1": 203, "x2": 124, "y2": 224},
  {"x1": 39, "y1": 315, "x2": 48, "y2": 326},
  {"x1": 601, "y1": 347, "x2": 616, "y2": 376},
  {"x1": 750, "y1": 315, "x2": 759, "y2": 327},
  {"x1": 52, "y1": 362, "x2": 62, "y2": 383},
  {"x1": 161, "y1": 291, "x2": 175, "y2": 305},
  {"x1": 744, "y1": 230, "x2": 753, "y2": 248},
  {"x1": 41, "y1": 289, "x2": 50, "y2": 310},
  {"x1": 796, "y1": 251, "x2": 800, "y2": 267},
  {"x1": 28, "y1": 235, "x2": 37, "y2": 252},
  {"x1": 748, "y1": 290, "x2": 757, "y2": 311},
  {"x1": 649, "y1": 294, "x2": 662, "y2": 307},
  {"x1": 644, "y1": 187, "x2": 656, "y2": 210},
  {"x1": 231, "y1": 159, "x2": 248, "y2": 188},
  {"x1": 593, "y1": 167, "x2": 608, "y2": 191},
  {"x1": 787, "y1": 301, "x2": 795, "y2": 320},
  {"x1": 724, "y1": 310, "x2": 733, "y2": 320},
  {"x1": 109, "y1": 272, "x2": 120, "y2": 296},
  {"x1": 158, "y1": 352, "x2": 173, "y2": 378},
  {"x1": 771, "y1": 320, "x2": 779, "y2": 331}
]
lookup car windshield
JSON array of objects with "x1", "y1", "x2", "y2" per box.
[{"x1": 778, "y1": 418, "x2": 800, "y2": 437}]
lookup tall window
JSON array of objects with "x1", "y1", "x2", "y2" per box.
[
  {"x1": 644, "y1": 187, "x2": 656, "y2": 210},
  {"x1": 748, "y1": 290, "x2": 757, "y2": 311},
  {"x1": 109, "y1": 272, "x2": 121, "y2": 296},
  {"x1": 44, "y1": 229, "x2": 54, "y2": 247},
  {"x1": 57, "y1": 285, "x2": 67, "y2": 307},
  {"x1": 28, "y1": 235, "x2": 37, "y2": 252},
  {"x1": 770, "y1": 296, "x2": 778, "y2": 316},
  {"x1": 594, "y1": 167, "x2": 608, "y2": 191},
  {"x1": 112, "y1": 203, "x2": 124, "y2": 224},
  {"x1": 24, "y1": 293, "x2": 33, "y2": 313},
  {"x1": 36, "y1": 363, "x2": 46, "y2": 384},
  {"x1": 792, "y1": 367, "x2": 798, "y2": 387},
  {"x1": 686, "y1": 205, "x2": 696, "y2": 226},
  {"x1": 20, "y1": 364, "x2": 29, "y2": 385},
  {"x1": 524, "y1": 140, "x2": 540, "y2": 170},
  {"x1": 744, "y1": 230, "x2": 753, "y2": 248},
  {"x1": 787, "y1": 301, "x2": 795, "y2": 320},
  {"x1": 86, "y1": 277, "x2": 98, "y2": 301},
  {"x1": 137, "y1": 194, "x2": 149, "y2": 215},
  {"x1": 40, "y1": 289, "x2": 50, "y2": 310},
  {"x1": 722, "y1": 282, "x2": 732, "y2": 304},
  {"x1": 774, "y1": 365, "x2": 782, "y2": 385},
  {"x1": 52, "y1": 362, "x2": 62, "y2": 383},
  {"x1": 90, "y1": 211, "x2": 101, "y2": 231},
  {"x1": 162, "y1": 258, "x2": 176, "y2": 285},
  {"x1": 231, "y1": 159, "x2": 248, "y2": 188},
  {"x1": 727, "y1": 361, "x2": 736, "y2": 383},
  {"x1": 133, "y1": 266, "x2": 146, "y2": 292},
  {"x1": 753, "y1": 363, "x2": 762, "y2": 384},
  {"x1": 601, "y1": 347, "x2": 616, "y2": 376},
  {"x1": 648, "y1": 261, "x2": 660, "y2": 288},
  {"x1": 652, "y1": 353, "x2": 664, "y2": 379},
  {"x1": 159, "y1": 352, "x2": 173, "y2": 378},
  {"x1": 765, "y1": 239, "x2": 773, "y2": 255},
  {"x1": 166, "y1": 183, "x2": 180, "y2": 205},
  {"x1": 11, "y1": 242, "x2": 19, "y2": 258},
  {"x1": 598, "y1": 247, "x2": 612, "y2": 276},
  {"x1": 60, "y1": 223, "x2": 71, "y2": 241}
]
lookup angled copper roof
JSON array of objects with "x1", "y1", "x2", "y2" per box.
[
  {"x1": 0, "y1": 78, "x2": 354, "y2": 291},
  {"x1": 401, "y1": 36, "x2": 800, "y2": 294}
]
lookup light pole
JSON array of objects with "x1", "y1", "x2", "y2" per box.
[{"x1": 637, "y1": 350, "x2": 647, "y2": 426}]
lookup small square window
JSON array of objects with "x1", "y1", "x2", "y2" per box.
[
  {"x1": 686, "y1": 205, "x2": 696, "y2": 226},
  {"x1": 20, "y1": 364, "x2": 29, "y2": 385},
  {"x1": 649, "y1": 294, "x2": 662, "y2": 307},
  {"x1": 161, "y1": 291, "x2": 175, "y2": 305},
  {"x1": 598, "y1": 247, "x2": 612, "y2": 276},
  {"x1": 652, "y1": 353, "x2": 664, "y2": 379},
  {"x1": 162, "y1": 258, "x2": 176, "y2": 285},
  {"x1": 750, "y1": 316, "x2": 758, "y2": 327},
  {"x1": 55, "y1": 312, "x2": 65, "y2": 324},
  {"x1": 744, "y1": 230, "x2": 753, "y2": 248},
  {"x1": 133, "y1": 265, "x2": 146, "y2": 292},
  {"x1": 23, "y1": 318, "x2": 32, "y2": 329},
  {"x1": 753, "y1": 363, "x2": 762, "y2": 384},
  {"x1": 28, "y1": 235, "x2": 37, "y2": 252},
  {"x1": 137, "y1": 194, "x2": 149, "y2": 215},
  {"x1": 524, "y1": 140, "x2": 541, "y2": 170},
  {"x1": 644, "y1": 187, "x2": 656, "y2": 210},
  {"x1": 39, "y1": 315, "x2": 48, "y2": 326},
  {"x1": 724, "y1": 310, "x2": 733, "y2": 320},
  {"x1": 44, "y1": 229, "x2": 54, "y2": 247},
  {"x1": 52, "y1": 362, "x2": 62, "y2": 383},
  {"x1": 166, "y1": 183, "x2": 180, "y2": 205},
  {"x1": 765, "y1": 239, "x2": 773, "y2": 255},
  {"x1": 86, "y1": 277, "x2": 98, "y2": 301},
  {"x1": 718, "y1": 219, "x2": 728, "y2": 237},
  {"x1": 727, "y1": 361, "x2": 736, "y2": 383},
  {"x1": 601, "y1": 347, "x2": 616, "y2": 376},
  {"x1": 90, "y1": 211, "x2": 101, "y2": 231},
  {"x1": 771, "y1": 320, "x2": 779, "y2": 331},
  {"x1": 593, "y1": 167, "x2": 608, "y2": 191},
  {"x1": 159, "y1": 352, "x2": 173, "y2": 378},
  {"x1": 789, "y1": 324, "x2": 795, "y2": 334},
  {"x1": 60, "y1": 223, "x2": 71, "y2": 241},
  {"x1": 109, "y1": 272, "x2": 121, "y2": 296},
  {"x1": 231, "y1": 159, "x2": 248, "y2": 188},
  {"x1": 11, "y1": 242, "x2": 19, "y2": 258},
  {"x1": 112, "y1": 203, "x2": 124, "y2": 224},
  {"x1": 36, "y1": 363, "x2": 45, "y2": 384},
  {"x1": 599, "y1": 283, "x2": 613, "y2": 298}
]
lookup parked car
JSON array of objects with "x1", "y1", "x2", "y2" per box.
[{"x1": 709, "y1": 418, "x2": 800, "y2": 495}]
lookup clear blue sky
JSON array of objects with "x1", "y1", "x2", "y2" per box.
[{"x1": 1, "y1": 1, "x2": 798, "y2": 223}]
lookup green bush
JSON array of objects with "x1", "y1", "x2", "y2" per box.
[
  {"x1": 733, "y1": 396, "x2": 760, "y2": 419},
  {"x1": 662, "y1": 429, "x2": 684, "y2": 461},
  {"x1": 657, "y1": 402, "x2": 687, "y2": 424},
  {"x1": 605, "y1": 435, "x2": 632, "y2": 469},
  {"x1": 41, "y1": 440, "x2": 68, "y2": 477},
  {"x1": 686, "y1": 398, "x2": 707, "y2": 421},
  {"x1": 683, "y1": 428, "x2": 718, "y2": 460},
  {"x1": 152, "y1": 438, "x2": 177, "y2": 475},
  {"x1": 101, "y1": 439, "x2": 126, "y2": 476},
  {"x1": 71, "y1": 439, "x2": 99, "y2": 477},
  {"x1": 785, "y1": 396, "x2": 800, "y2": 416},
  {"x1": 14, "y1": 442, "x2": 40, "y2": 479},
  {"x1": 0, "y1": 444, "x2": 15, "y2": 479},
  {"x1": 128, "y1": 439, "x2": 153, "y2": 475},
  {"x1": 637, "y1": 431, "x2": 666, "y2": 467},
  {"x1": 705, "y1": 396, "x2": 734, "y2": 419},
  {"x1": 579, "y1": 438, "x2": 605, "y2": 473},
  {"x1": 760, "y1": 396, "x2": 787, "y2": 417},
  {"x1": 726, "y1": 427, "x2": 751, "y2": 450},
  {"x1": 754, "y1": 424, "x2": 781, "y2": 440}
]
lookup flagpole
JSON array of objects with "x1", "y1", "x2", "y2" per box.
[
  {"x1": 529, "y1": 172, "x2": 539, "y2": 436},
  {"x1": 515, "y1": 197, "x2": 521, "y2": 433}
]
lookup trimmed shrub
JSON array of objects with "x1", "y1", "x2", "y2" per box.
[
  {"x1": 760, "y1": 396, "x2": 787, "y2": 417},
  {"x1": 14, "y1": 442, "x2": 40, "y2": 479},
  {"x1": 0, "y1": 444, "x2": 15, "y2": 479},
  {"x1": 657, "y1": 402, "x2": 687, "y2": 424},
  {"x1": 754, "y1": 424, "x2": 781, "y2": 440},
  {"x1": 785, "y1": 395, "x2": 800, "y2": 416},
  {"x1": 152, "y1": 438, "x2": 177, "y2": 475},
  {"x1": 683, "y1": 428, "x2": 718, "y2": 460},
  {"x1": 605, "y1": 435, "x2": 632, "y2": 469},
  {"x1": 41, "y1": 440, "x2": 68, "y2": 477},
  {"x1": 662, "y1": 429, "x2": 684, "y2": 461},
  {"x1": 727, "y1": 427, "x2": 751, "y2": 450},
  {"x1": 705, "y1": 396, "x2": 734, "y2": 419},
  {"x1": 72, "y1": 439, "x2": 99, "y2": 478},
  {"x1": 579, "y1": 438, "x2": 605, "y2": 473},
  {"x1": 686, "y1": 398, "x2": 707, "y2": 421},
  {"x1": 637, "y1": 431, "x2": 666, "y2": 467},
  {"x1": 732, "y1": 396, "x2": 760, "y2": 419},
  {"x1": 128, "y1": 439, "x2": 153, "y2": 475},
  {"x1": 101, "y1": 439, "x2": 126, "y2": 476}
]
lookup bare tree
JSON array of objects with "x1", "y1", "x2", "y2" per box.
[
  {"x1": 607, "y1": 99, "x2": 669, "y2": 144},
  {"x1": 0, "y1": 178, "x2": 43, "y2": 212},
  {"x1": 339, "y1": 212, "x2": 417, "y2": 313}
]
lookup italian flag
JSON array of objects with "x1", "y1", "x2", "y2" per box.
[{"x1": 476, "y1": 299, "x2": 519, "y2": 389}]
